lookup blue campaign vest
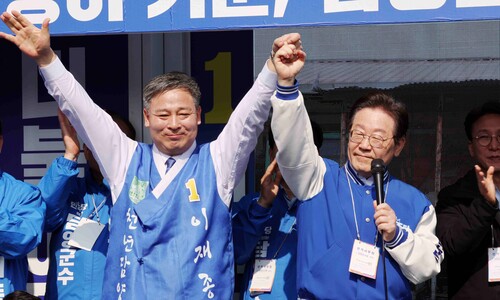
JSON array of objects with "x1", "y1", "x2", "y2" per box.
[
  {"x1": 297, "y1": 159, "x2": 431, "y2": 300},
  {"x1": 103, "y1": 143, "x2": 234, "y2": 299}
]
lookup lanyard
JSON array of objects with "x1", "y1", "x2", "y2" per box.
[
  {"x1": 272, "y1": 218, "x2": 297, "y2": 259},
  {"x1": 345, "y1": 165, "x2": 389, "y2": 245},
  {"x1": 492, "y1": 225, "x2": 496, "y2": 248},
  {"x1": 87, "y1": 194, "x2": 106, "y2": 224},
  {"x1": 490, "y1": 187, "x2": 500, "y2": 248}
]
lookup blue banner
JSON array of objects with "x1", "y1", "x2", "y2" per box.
[{"x1": 0, "y1": 0, "x2": 499, "y2": 35}]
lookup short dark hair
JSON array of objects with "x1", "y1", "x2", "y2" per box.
[
  {"x1": 464, "y1": 101, "x2": 500, "y2": 141},
  {"x1": 4, "y1": 290, "x2": 41, "y2": 300},
  {"x1": 348, "y1": 92, "x2": 408, "y2": 142},
  {"x1": 143, "y1": 72, "x2": 201, "y2": 111},
  {"x1": 269, "y1": 120, "x2": 323, "y2": 150}
]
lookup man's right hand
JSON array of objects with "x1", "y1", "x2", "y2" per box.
[
  {"x1": 272, "y1": 41, "x2": 306, "y2": 87},
  {"x1": 0, "y1": 10, "x2": 55, "y2": 67},
  {"x1": 474, "y1": 164, "x2": 497, "y2": 206},
  {"x1": 257, "y1": 159, "x2": 282, "y2": 208}
]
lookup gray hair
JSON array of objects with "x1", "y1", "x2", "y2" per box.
[{"x1": 143, "y1": 72, "x2": 201, "y2": 111}]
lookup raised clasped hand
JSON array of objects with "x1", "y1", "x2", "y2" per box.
[{"x1": 270, "y1": 33, "x2": 306, "y2": 86}]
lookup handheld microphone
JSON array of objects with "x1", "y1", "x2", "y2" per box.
[
  {"x1": 371, "y1": 158, "x2": 389, "y2": 300},
  {"x1": 371, "y1": 159, "x2": 386, "y2": 205}
]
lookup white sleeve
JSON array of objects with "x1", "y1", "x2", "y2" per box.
[
  {"x1": 386, "y1": 205, "x2": 444, "y2": 284},
  {"x1": 39, "y1": 57, "x2": 137, "y2": 202},
  {"x1": 270, "y1": 91, "x2": 326, "y2": 200},
  {"x1": 210, "y1": 61, "x2": 277, "y2": 207}
]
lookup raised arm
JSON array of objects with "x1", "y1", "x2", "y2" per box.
[
  {"x1": 270, "y1": 42, "x2": 326, "y2": 200},
  {"x1": 210, "y1": 33, "x2": 302, "y2": 206},
  {"x1": 232, "y1": 159, "x2": 281, "y2": 264},
  {"x1": 1, "y1": 11, "x2": 136, "y2": 199},
  {"x1": 38, "y1": 110, "x2": 80, "y2": 232}
]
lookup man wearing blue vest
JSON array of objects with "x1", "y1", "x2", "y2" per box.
[
  {"x1": 0, "y1": 119, "x2": 45, "y2": 298},
  {"x1": 268, "y1": 44, "x2": 444, "y2": 299},
  {"x1": 0, "y1": 10, "x2": 303, "y2": 299}
]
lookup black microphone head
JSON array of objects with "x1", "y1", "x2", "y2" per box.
[{"x1": 371, "y1": 159, "x2": 385, "y2": 174}]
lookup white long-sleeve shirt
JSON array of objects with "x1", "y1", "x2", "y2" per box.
[{"x1": 40, "y1": 57, "x2": 277, "y2": 207}]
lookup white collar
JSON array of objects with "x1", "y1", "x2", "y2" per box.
[
  {"x1": 359, "y1": 175, "x2": 374, "y2": 186},
  {"x1": 152, "y1": 141, "x2": 197, "y2": 175}
]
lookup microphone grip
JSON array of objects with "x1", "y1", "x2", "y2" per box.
[{"x1": 374, "y1": 172, "x2": 384, "y2": 205}]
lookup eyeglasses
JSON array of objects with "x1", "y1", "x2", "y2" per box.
[
  {"x1": 473, "y1": 134, "x2": 500, "y2": 147},
  {"x1": 349, "y1": 130, "x2": 394, "y2": 149}
]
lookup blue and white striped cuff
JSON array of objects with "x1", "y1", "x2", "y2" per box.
[
  {"x1": 276, "y1": 80, "x2": 299, "y2": 100},
  {"x1": 385, "y1": 224, "x2": 408, "y2": 249}
]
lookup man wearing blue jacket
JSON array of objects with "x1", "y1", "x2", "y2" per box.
[
  {"x1": 39, "y1": 110, "x2": 135, "y2": 300},
  {"x1": 0, "y1": 119, "x2": 45, "y2": 298},
  {"x1": 233, "y1": 122, "x2": 322, "y2": 300},
  {"x1": 268, "y1": 44, "x2": 444, "y2": 299}
]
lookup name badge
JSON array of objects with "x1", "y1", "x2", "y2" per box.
[
  {"x1": 349, "y1": 239, "x2": 380, "y2": 279},
  {"x1": 488, "y1": 247, "x2": 500, "y2": 282},
  {"x1": 68, "y1": 217, "x2": 105, "y2": 251},
  {"x1": 249, "y1": 259, "x2": 276, "y2": 296}
]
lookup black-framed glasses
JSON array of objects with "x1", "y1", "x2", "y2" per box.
[
  {"x1": 349, "y1": 130, "x2": 394, "y2": 149},
  {"x1": 474, "y1": 134, "x2": 500, "y2": 147}
]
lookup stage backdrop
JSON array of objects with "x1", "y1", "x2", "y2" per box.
[
  {"x1": 0, "y1": 0, "x2": 499, "y2": 35},
  {"x1": 0, "y1": 30, "x2": 254, "y2": 298}
]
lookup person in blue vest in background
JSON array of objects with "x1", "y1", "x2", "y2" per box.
[
  {"x1": 38, "y1": 109, "x2": 135, "y2": 300},
  {"x1": 0, "y1": 118, "x2": 45, "y2": 298},
  {"x1": 233, "y1": 121, "x2": 323, "y2": 299},
  {"x1": 0, "y1": 10, "x2": 304, "y2": 299}
]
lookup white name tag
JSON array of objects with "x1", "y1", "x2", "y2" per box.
[
  {"x1": 488, "y1": 247, "x2": 500, "y2": 282},
  {"x1": 349, "y1": 240, "x2": 380, "y2": 279},
  {"x1": 249, "y1": 259, "x2": 276, "y2": 296},
  {"x1": 68, "y1": 217, "x2": 105, "y2": 251}
]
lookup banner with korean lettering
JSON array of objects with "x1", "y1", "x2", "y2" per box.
[{"x1": 0, "y1": 0, "x2": 499, "y2": 35}]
